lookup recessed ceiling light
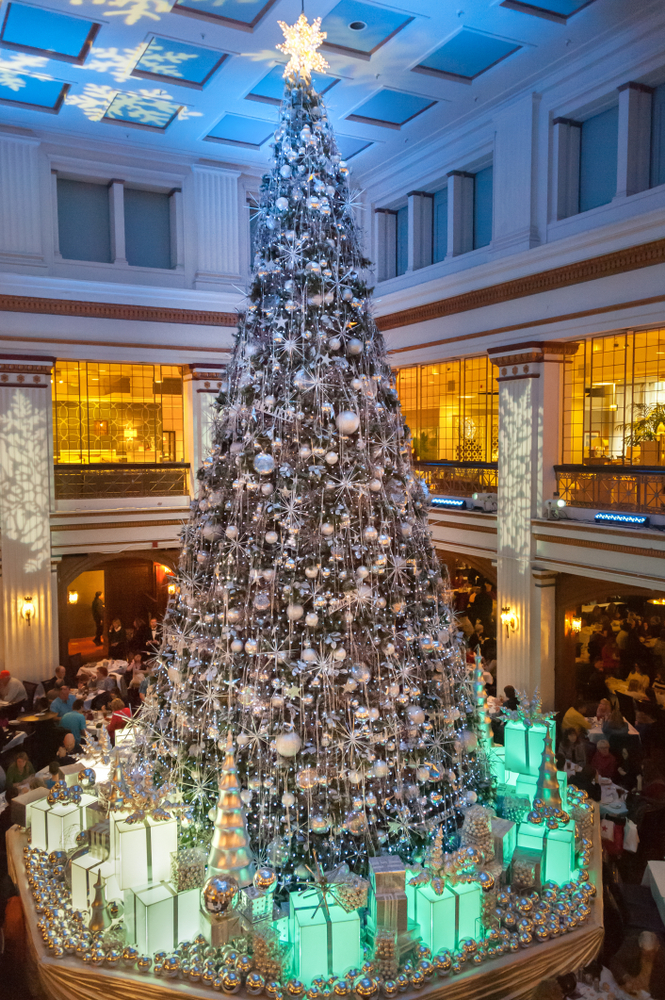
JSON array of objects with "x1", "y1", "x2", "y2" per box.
[{"x1": 348, "y1": 20, "x2": 367, "y2": 30}]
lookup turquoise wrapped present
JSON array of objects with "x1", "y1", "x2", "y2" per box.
[
  {"x1": 409, "y1": 882, "x2": 456, "y2": 953},
  {"x1": 516, "y1": 819, "x2": 576, "y2": 885},
  {"x1": 449, "y1": 881, "x2": 482, "y2": 943},
  {"x1": 289, "y1": 889, "x2": 361, "y2": 984},
  {"x1": 504, "y1": 719, "x2": 556, "y2": 777}
]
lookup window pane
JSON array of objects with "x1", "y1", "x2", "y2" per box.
[
  {"x1": 396, "y1": 205, "x2": 408, "y2": 276},
  {"x1": 52, "y1": 360, "x2": 184, "y2": 465},
  {"x1": 473, "y1": 165, "x2": 493, "y2": 249},
  {"x1": 57, "y1": 178, "x2": 111, "y2": 263},
  {"x1": 579, "y1": 106, "x2": 618, "y2": 213},
  {"x1": 124, "y1": 188, "x2": 172, "y2": 269},
  {"x1": 433, "y1": 187, "x2": 448, "y2": 263}
]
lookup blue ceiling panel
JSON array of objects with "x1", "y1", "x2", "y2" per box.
[
  {"x1": 172, "y1": 0, "x2": 278, "y2": 30},
  {"x1": 206, "y1": 113, "x2": 275, "y2": 148},
  {"x1": 336, "y1": 135, "x2": 373, "y2": 160},
  {"x1": 500, "y1": 0, "x2": 596, "y2": 22},
  {"x1": 102, "y1": 92, "x2": 182, "y2": 130},
  {"x1": 132, "y1": 36, "x2": 228, "y2": 87},
  {"x1": 0, "y1": 75, "x2": 69, "y2": 111},
  {"x1": 321, "y1": 0, "x2": 413, "y2": 59},
  {"x1": 0, "y1": 2, "x2": 99, "y2": 63},
  {"x1": 247, "y1": 64, "x2": 339, "y2": 106},
  {"x1": 415, "y1": 28, "x2": 521, "y2": 82},
  {"x1": 347, "y1": 89, "x2": 436, "y2": 129}
]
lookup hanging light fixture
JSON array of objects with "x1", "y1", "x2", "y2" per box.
[{"x1": 68, "y1": 591, "x2": 79, "y2": 605}]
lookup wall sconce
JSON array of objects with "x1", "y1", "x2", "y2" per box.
[
  {"x1": 500, "y1": 606, "x2": 518, "y2": 637},
  {"x1": 21, "y1": 596, "x2": 35, "y2": 627},
  {"x1": 68, "y1": 591, "x2": 79, "y2": 605},
  {"x1": 167, "y1": 583, "x2": 177, "y2": 595},
  {"x1": 571, "y1": 616, "x2": 582, "y2": 633}
]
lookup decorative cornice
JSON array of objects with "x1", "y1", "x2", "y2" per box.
[
  {"x1": 534, "y1": 533, "x2": 665, "y2": 561},
  {"x1": 51, "y1": 518, "x2": 184, "y2": 532},
  {"x1": 377, "y1": 237, "x2": 665, "y2": 334},
  {"x1": 489, "y1": 340, "x2": 579, "y2": 377},
  {"x1": 0, "y1": 294, "x2": 238, "y2": 327},
  {"x1": 0, "y1": 356, "x2": 55, "y2": 387}
]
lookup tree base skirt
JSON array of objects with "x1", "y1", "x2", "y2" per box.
[{"x1": 6, "y1": 822, "x2": 604, "y2": 1000}]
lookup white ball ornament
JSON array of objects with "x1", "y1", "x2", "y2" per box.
[
  {"x1": 254, "y1": 453, "x2": 275, "y2": 475},
  {"x1": 333, "y1": 647, "x2": 347, "y2": 661},
  {"x1": 287, "y1": 603, "x2": 304, "y2": 621},
  {"x1": 321, "y1": 523, "x2": 334, "y2": 537},
  {"x1": 231, "y1": 639, "x2": 244, "y2": 653},
  {"x1": 346, "y1": 338, "x2": 363, "y2": 355},
  {"x1": 261, "y1": 483, "x2": 274, "y2": 496},
  {"x1": 336, "y1": 411, "x2": 360, "y2": 435},
  {"x1": 325, "y1": 452, "x2": 339, "y2": 465},
  {"x1": 264, "y1": 531, "x2": 279, "y2": 544},
  {"x1": 301, "y1": 648, "x2": 317, "y2": 663},
  {"x1": 407, "y1": 706, "x2": 426, "y2": 725},
  {"x1": 279, "y1": 164, "x2": 292, "y2": 178},
  {"x1": 305, "y1": 613, "x2": 319, "y2": 627},
  {"x1": 369, "y1": 479, "x2": 382, "y2": 492},
  {"x1": 328, "y1": 337, "x2": 342, "y2": 351},
  {"x1": 275, "y1": 732, "x2": 301, "y2": 757},
  {"x1": 225, "y1": 526, "x2": 239, "y2": 539},
  {"x1": 275, "y1": 197, "x2": 289, "y2": 212},
  {"x1": 371, "y1": 761, "x2": 389, "y2": 778}
]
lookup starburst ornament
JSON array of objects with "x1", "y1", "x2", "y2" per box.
[{"x1": 277, "y1": 13, "x2": 329, "y2": 84}]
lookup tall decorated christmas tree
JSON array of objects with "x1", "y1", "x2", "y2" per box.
[{"x1": 140, "y1": 14, "x2": 483, "y2": 881}]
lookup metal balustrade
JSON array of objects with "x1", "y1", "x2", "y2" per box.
[
  {"x1": 53, "y1": 463, "x2": 190, "y2": 500},
  {"x1": 414, "y1": 460, "x2": 498, "y2": 498},
  {"x1": 555, "y1": 464, "x2": 665, "y2": 514}
]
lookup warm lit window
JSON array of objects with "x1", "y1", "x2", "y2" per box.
[
  {"x1": 52, "y1": 361, "x2": 184, "y2": 465},
  {"x1": 563, "y1": 328, "x2": 665, "y2": 466},
  {"x1": 395, "y1": 356, "x2": 499, "y2": 462}
]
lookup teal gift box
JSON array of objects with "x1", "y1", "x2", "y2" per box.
[
  {"x1": 489, "y1": 747, "x2": 506, "y2": 784},
  {"x1": 126, "y1": 881, "x2": 200, "y2": 954},
  {"x1": 516, "y1": 819, "x2": 575, "y2": 885},
  {"x1": 289, "y1": 890, "x2": 361, "y2": 984},
  {"x1": 504, "y1": 719, "x2": 556, "y2": 777},
  {"x1": 449, "y1": 881, "x2": 481, "y2": 943},
  {"x1": 410, "y1": 883, "x2": 456, "y2": 953},
  {"x1": 514, "y1": 770, "x2": 568, "y2": 805}
]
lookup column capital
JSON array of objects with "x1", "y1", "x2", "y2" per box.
[
  {"x1": 617, "y1": 81, "x2": 654, "y2": 95},
  {"x1": 183, "y1": 363, "x2": 227, "y2": 393},
  {"x1": 0, "y1": 354, "x2": 55, "y2": 388},
  {"x1": 488, "y1": 340, "x2": 579, "y2": 375}
]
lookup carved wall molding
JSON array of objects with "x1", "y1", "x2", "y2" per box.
[
  {"x1": 534, "y1": 532, "x2": 665, "y2": 560},
  {"x1": 0, "y1": 355, "x2": 55, "y2": 387},
  {"x1": 488, "y1": 340, "x2": 579, "y2": 369},
  {"x1": 0, "y1": 294, "x2": 237, "y2": 327},
  {"x1": 378, "y1": 237, "x2": 665, "y2": 333}
]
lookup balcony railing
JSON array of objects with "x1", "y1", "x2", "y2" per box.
[
  {"x1": 555, "y1": 464, "x2": 665, "y2": 514},
  {"x1": 414, "y1": 460, "x2": 498, "y2": 498},
  {"x1": 54, "y1": 463, "x2": 190, "y2": 500}
]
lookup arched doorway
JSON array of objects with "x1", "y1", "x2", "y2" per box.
[{"x1": 57, "y1": 550, "x2": 178, "y2": 666}]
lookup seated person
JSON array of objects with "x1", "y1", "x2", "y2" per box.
[
  {"x1": 616, "y1": 745, "x2": 641, "y2": 792},
  {"x1": 42, "y1": 665, "x2": 66, "y2": 694},
  {"x1": 45, "y1": 761, "x2": 64, "y2": 789},
  {"x1": 569, "y1": 764, "x2": 601, "y2": 801},
  {"x1": 55, "y1": 731, "x2": 78, "y2": 765},
  {"x1": 0, "y1": 669, "x2": 27, "y2": 706},
  {"x1": 60, "y1": 698, "x2": 87, "y2": 748},
  {"x1": 33, "y1": 695, "x2": 50, "y2": 715},
  {"x1": 127, "y1": 674, "x2": 144, "y2": 711},
  {"x1": 627, "y1": 661, "x2": 651, "y2": 696},
  {"x1": 95, "y1": 665, "x2": 116, "y2": 693},
  {"x1": 590, "y1": 738, "x2": 618, "y2": 780},
  {"x1": 641, "y1": 758, "x2": 665, "y2": 803},
  {"x1": 562, "y1": 696, "x2": 592, "y2": 734},
  {"x1": 586, "y1": 658, "x2": 609, "y2": 701},
  {"x1": 602, "y1": 706, "x2": 629, "y2": 739},
  {"x1": 503, "y1": 685, "x2": 519, "y2": 711},
  {"x1": 51, "y1": 685, "x2": 75, "y2": 719},
  {"x1": 5, "y1": 750, "x2": 35, "y2": 797},
  {"x1": 106, "y1": 698, "x2": 131, "y2": 745},
  {"x1": 596, "y1": 698, "x2": 612, "y2": 722},
  {"x1": 558, "y1": 728, "x2": 587, "y2": 770}
]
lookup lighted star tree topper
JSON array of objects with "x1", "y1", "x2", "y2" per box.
[{"x1": 277, "y1": 13, "x2": 329, "y2": 84}]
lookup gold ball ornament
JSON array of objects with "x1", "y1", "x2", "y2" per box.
[
  {"x1": 333, "y1": 980, "x2": 350, "y2": 997},
  {"x1": 395, "y1": 974, "x2": 409, "y2": 991},
  {"x1": 203, "y1": 876, "x2": 239, "y2": 917},
  {"x1": 221, "y1": 970, "x2": 242, "y2": 994},
  {"x1": 106, "y1": 949, "x2": 121, "y2": 966},
  {"x1": 409, "y1": 970, "x2": 425, "y2": 990},
  {"x1": 163, "y1": 955, "x2": 180, "y2": 978},
  {"x1": 137, "y1": 955, "x2": 152, "y2": 974},
  {"x1": 247, "y1": 972, "x2": 266, "y2": 995},
  {"x1": 122, "y1": 946, "x2": 138, "y2": 966},
  {"x1": 381, "y1": 982, "x2": 399, "y2": 998},
  {"x1": 236, "y1": 954, "x2": 253, "y2": 976},
  {"x1": 254, "y1": 868, "x2": 277, "y2": 894},
  {"x1": 355, "y1": 978, "x2": 379, "y2": 1000},
  {"x1": 202, "y1": 969, "x2": 217, "y2": 988},
  {"x1": 285, "y1": 981, "x2": 306, "y2": 999},
  {"x1": 434, "y1": 951, "x2": 452, "y2": 977}
]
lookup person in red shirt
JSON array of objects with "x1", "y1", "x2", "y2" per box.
[
  {"x1": 590, "y1": 738, "x2": 618, "y2": 780},
  {"x1": 105, "y1": 697, "x2": 131, "y2": 745}
]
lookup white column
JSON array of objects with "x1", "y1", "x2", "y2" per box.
[
  {"x1": 51, "y1": 170, "x2": 62, "y2": 260},
  {"x1": 169, "y1": 188, "x2": 185, "y2": 270},
  {"x1": 0, "y1": 133, "x2": 44, "y2": 265},
  {"x1": 488, "y1": 342, "x2": 575, "y2": 700},
  {"x1": 531, "y1": 569, "x2": 557, "y2": 710},
  {"x1": 445, "y1": 171, "x2": 474, "y2": 258},
  {"x1": 108, "y1": 179, "x2": 127, "y2": 266},
  {"x1": 616, "y1": 82, "x2": 653, "y2": 200},
  {"x1": 192, "y1": 165, "x2": 241, "y2": 287},
  {"x1": 552, "y1": 118, "x2": 581, "y2": 220},
  {"x1": 0, "y1": 356, "x2": 58, "y2": 682},
  {"x1": 492, "y1": 92, "x2": 541, "y2": 253},
  {"x1": 374, "y1": 209, "x2": 397, "y2": 282},
  {"x1": 183, "y1": 365, "x2": 227, "y2": 496},
  {"x1": 407, "y1": 191, "x2": 433, "y2": 271}
]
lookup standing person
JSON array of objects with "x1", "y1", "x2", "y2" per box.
[
  {"x1": 92, "y1": 591, "x2": 105, "y2": 646},
  {"x1": 146, "y1": 617, "x2": 161, "y2": 654},
  {"x1": 107, "y1": 617, "x2": 127, "y2": 660}
]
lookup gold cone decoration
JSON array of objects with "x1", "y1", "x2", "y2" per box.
[
  {"x1": 207, "y1": 732, "x2": 255, "y2": 888},
  {"x1": 535, "y1": 730, "x2": 562, "y2": 812}
]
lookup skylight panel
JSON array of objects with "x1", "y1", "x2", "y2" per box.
[
  {"x1": 413, "y1": 28, "x2": 521, "y2": 83},
  {"x1": 102, "y1": 92, "x2": 183, "y2": 130},
  {"x1": 347, "y1": 90, "x2": 436, "y2": 129},
  {"x1": 205, "y1": 113, "x2": 274, "y2": 149},
  {"x1": 246, "y1": 64, "x2": 338, "y2": 106},
  {"x1": 132, "y1": 36, "x2": 228, "y2": 88},
  {"x1": 172, "y1": 0, "x2": 278, "y2": 31},
  {"x1": 321, "y1": 0, "x2": 413, "y2": 60},
  {"x1": 500, "y1": 0, "x2": 596, "y2": 23},
  {"x1": 0, "y1": 3, "x2": 99, "y2": 65},
  {"x1": 0, "y1": 74, "x2": 69, "y2": 112}
]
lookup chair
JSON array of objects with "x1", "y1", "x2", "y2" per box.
[{"x1": 21, "y1": 681, "x2": 38, "y2": 712}]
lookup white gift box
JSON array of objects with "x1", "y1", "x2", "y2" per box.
[
  {"x1": 10, "y1": 787, "x2": 48, "y2": 828},
  {"x1": 70, "y1": 852, "x2": 122, "y2": 910},
  {"x1": 109, "y1": 813, "x2": 178, "y2": 890},
  {"x1": 30, "y1": 793, "x2": 97, "y2": 852},
  {"x1": 126, "y1": 881, "x2": 200, "y2": 954}
]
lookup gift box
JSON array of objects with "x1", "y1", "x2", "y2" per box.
[
  {"x1": 516, "y1": 819, "x2": 575, "y2": 886},
  {"x1": 489, "y1": 747, "x2": 506, "y2": 784},
  {"x1": 89, "y1": 820, "x2": 110, "y2": 860},
  {"x1": 449, "y1": 881, "x2": 481, "y2": 943},
  {"x1": 125, "y1": 881, "x2": 200, "y2": 954},
  {"x1": 86, "y1": 800, "x2": 106, "y2": 828},
  {"x1": 511, "y1": 846, "x2": 542, "y2": 890},
  {"x1": 200, "y1": 910, "x2": 246, "y2": 947},
  {"x1": 60, "y1": 762, "x2": 86, "y2": 787},
  {"x1": 109, "y1": 813, "x2": 178, "y2": 890},
  {"x1": 409, "y1": 882, "x2": 456, "y2": 953},
  {"x1": 514, "y1": 770, "x2": 568, "y2": 806},
  {"x1": 70, "y1": 853, "x2": 122, "y2": 910},
  {"x1": 371, "y1": 892, "x2": 408, "y2": 934},
  {"x1": 504, "y1": 719, "x2": 556, "y2": 777},
  {"x1": 368, "y1": 855, "x2": 406, "y2": 893},
  {"x1": 10, "y1": 787, "x2": 48, "y2": 828},
  {"x1": 30, "y1": 793, "x2": 96, "y2": 852},
  {"x1": 289, "y1": 889, "x2": 362, "y2": 984},
  {"x1": 240, "y1": 884, "x2": 274, "y2": 923},
  {"x1": 491, "y1": 817, "x2": 516, "y2": 867}
]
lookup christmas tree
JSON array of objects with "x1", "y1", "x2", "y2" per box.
[{"x1": 140, "y1": 14, "x2": 482, "y2": 880}]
